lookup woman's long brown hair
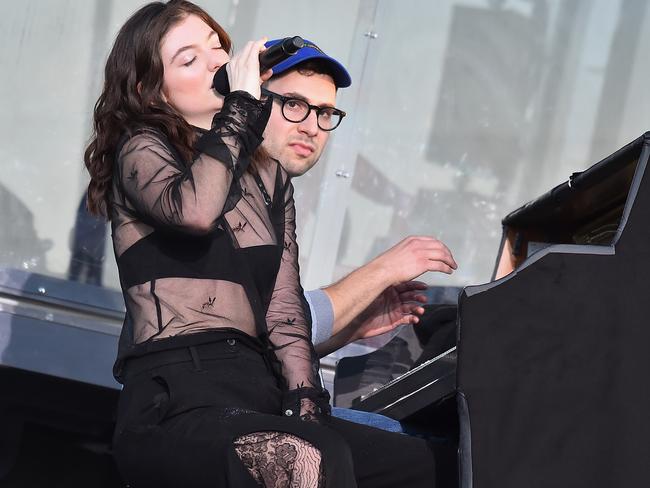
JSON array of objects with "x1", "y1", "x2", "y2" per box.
[{"x1": 84, "y1": 1, "x2": 233, "y2": 217}]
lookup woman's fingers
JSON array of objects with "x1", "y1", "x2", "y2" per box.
[
  {"x1": 260, "y1": 68, "x2": 273, "y2": 82},
  {"x1": 227, "y1": 38, "x2": 268, "y2": 98}
]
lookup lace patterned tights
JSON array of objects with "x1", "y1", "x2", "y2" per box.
[{"x1": 233, "y1": 431, "x2": 324, "y2": 487}]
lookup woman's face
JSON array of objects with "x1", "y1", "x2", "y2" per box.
[{"x1": 160, "y1": 14, "x2": 229, "y2": 128}]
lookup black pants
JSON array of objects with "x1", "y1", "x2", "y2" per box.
[{"x1": 113, "y1": 333, "x2": 439, "y2": 487}]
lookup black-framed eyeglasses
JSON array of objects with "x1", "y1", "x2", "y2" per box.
[{"x1": 261, "y1": 88, "x2": 346, "y2": 131}]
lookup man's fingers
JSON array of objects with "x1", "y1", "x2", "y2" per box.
[
  {"x1": 394, "y1": 281, "x2": 428, "y2": 293},
  {"x1": 428, "y1": 262, "x2": 455, "y2": 274},
  {"x1": 398, "y1": 291, "x2": 427, "y2": 303},
  {"x1": 380, "y1": 235, "x2": 458, "y2": 283},
  {"x1": 419, "y1": 248, "x2": 457, "y2": 270},
  {"x1": 400, "y1": 303, "x2": 425, "y2": 315},
  {"x1": 403, "y1": 236, "x2": 452, "y2": 253},
  {"x1": 402, "y1": 313, "x2": 420, "y2": 325},
  {"x1": 398, "y1": 239, "x2": 456, "y2": 269},
  {"x1": 405, "y1": 237, "x2": 458, "y2": 270}
]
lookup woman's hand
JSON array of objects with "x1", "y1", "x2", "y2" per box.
[{"x1": 226, "y1": 38, "x2": 273, "y2": 99}]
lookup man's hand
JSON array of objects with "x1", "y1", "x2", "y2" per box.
[
  {"x1": 350, "y1": 281, "x2": 428, "y2": 341},
  {"x1": 315, "y1": 235, "x2": 457, "y2": 357},
  {"x1": 371, "y1": 236, "x2": 457, "y2": 287}
]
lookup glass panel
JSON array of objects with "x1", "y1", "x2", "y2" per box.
[
  {"x1": 3, "y1": 0, "x2": 649, "y2": 315},
  {"x1": 328, "y1": 0, "x2": 650, "y2": 290},
  {"x1": 0, "y1": 0, "x2": 362, "y2": 303},
  {"x1": 1, "y1": 1, "x2": 105, "y2": 287}
]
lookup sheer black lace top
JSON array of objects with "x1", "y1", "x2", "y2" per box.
[{"x1": 109, "y1": 91, "x2": 326, "y2": 418}]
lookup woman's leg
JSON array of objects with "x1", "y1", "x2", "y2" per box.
[{"x1": 233, "y1": 431, "x2": 323, "y2": 488}]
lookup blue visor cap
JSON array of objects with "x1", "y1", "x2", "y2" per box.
[{"x1": 264, "y1": 38, "x2": 352, "y2": 88}]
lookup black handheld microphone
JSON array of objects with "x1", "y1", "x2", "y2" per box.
[{"x1": 212, "y1": 36, "x2": 305, "y2": 95}]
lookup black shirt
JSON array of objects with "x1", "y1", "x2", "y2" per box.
[{"x1": 109, "y1": 91, "x2": 321, "y2": 411}]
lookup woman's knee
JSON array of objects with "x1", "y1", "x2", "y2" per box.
[{"x1": 233, "y1": 431, "x2": 323, "y2": 488}]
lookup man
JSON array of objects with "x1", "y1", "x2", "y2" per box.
[
  {"x1": 260, "y1": 40, "x2": 457, "y2": 436},
  {"x1": 261, "y1": 39, "x2": 457, "y2": 358}
]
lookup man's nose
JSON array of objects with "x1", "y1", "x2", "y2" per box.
[{"x1": 298, "y1": 110, "x2": 319, "y2": 136}]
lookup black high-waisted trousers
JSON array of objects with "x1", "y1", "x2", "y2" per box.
[{"x1": 113, "y1": 332, "x2": 439, "y2": 487}]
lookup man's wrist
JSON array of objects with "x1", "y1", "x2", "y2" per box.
[
  {"x1": 364, "y1": 255, "x2": 394, "y2": 289},
  {"x1": 347, "y1": 316, "x2": 363, "y2": 342}
]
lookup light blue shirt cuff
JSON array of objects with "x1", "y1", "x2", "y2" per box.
[{"x1": 304, "y1": 289, "x2": 334, "y2": 346}]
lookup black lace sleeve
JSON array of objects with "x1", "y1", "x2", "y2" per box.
[
  {"x1": 114, "y1": 91, "x2": 270, "y2": 234},
  {"x1": 266, "y1": 177, "x2": 330, "y2": 421}
]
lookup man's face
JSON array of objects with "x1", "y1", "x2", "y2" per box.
[{"x1": 263, "y1": 70, "x2": 337, "y2": 177}]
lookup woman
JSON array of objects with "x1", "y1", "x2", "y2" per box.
[{"x1": 85, "y1": 1, "x2": 441, "y2": 487}]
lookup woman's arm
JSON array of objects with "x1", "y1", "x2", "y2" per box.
[
  {"x1": 115, "y1": 92, "x2": 270, "y2": 234},
  {"x1": 266, "y1": 178, "x2": 328, "y2": 420}
]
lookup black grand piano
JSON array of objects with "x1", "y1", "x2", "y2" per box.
[{"x1": 351, "y1": 132, "x2": 650, "y2": 487}]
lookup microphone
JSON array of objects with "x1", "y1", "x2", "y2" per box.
[{"x1": 212, "y1": 36, "x2": 304, "y2": 95}]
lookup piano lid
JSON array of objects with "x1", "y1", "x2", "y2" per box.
[{"x1": 501, "y1": 132, "x2": 650, "y2": 230}]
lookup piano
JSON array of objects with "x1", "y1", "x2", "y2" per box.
[
  {"x1": 343, "y1": 300, "x2": 460, "y2": 437},
  {"x1": 349, "y1": 132, "x2": 650, "y2": 488}
]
